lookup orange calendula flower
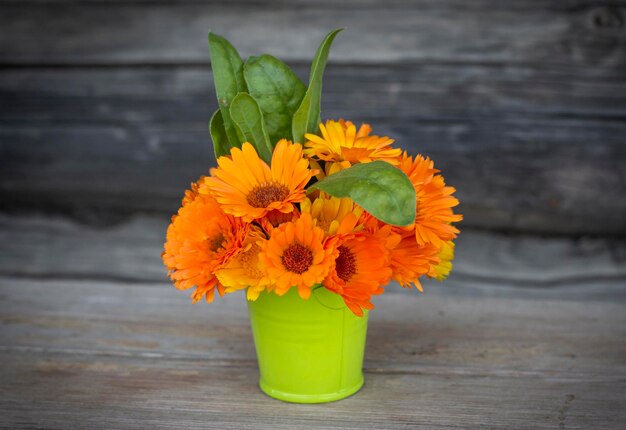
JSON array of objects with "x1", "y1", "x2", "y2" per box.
[
  {"x1": 308, "y1": 158, "x2": 352, "y2": 185},
  {"x1": 215, "y1": 226, "x2": 272, "y2": 300},
  {"x1": 300, "y1": 194, "x2": 364, "y2": 236},
  {"x1": 323, "y1": 233, "x2": 392, "y2": 317},
  {"x1": 428, "y1": 240, "x2": 455, "y2": 281},
  {"x1": 162, "y1": 193, "x2": 248, "y2": 303},
  {"x1": 200, "y1": 140, "x2": 315, "y2": 222},
  {"x1": 258, "y1": 213, "x2": 336, "y2": 299},
  {"x1": 399, "y1": 152, "x2": 463, "y2": 246},
  {"x1": 304, "y1": 119, "x2": 401, "y2": 165},
  {"x1": 389, "y1": 231, "x2": 440, "y2": 291}
]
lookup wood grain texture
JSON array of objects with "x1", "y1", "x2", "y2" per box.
[
  {"x1": 2, "y1": 66, "x2": 625, "y2": 233},
  {"x1": 2, "y1": 350, "x2": 623, "y2": 429},
  {"x1": 0, "y1": 216, "x2": 625, "y2": 428},
  {"x1": 2, "y1": 215, "x2": 625, "y2": 286},
  {"x1": 1, "y1": 275, "x2": 625, "y2": 429},
  {"x1": 1, "y1": 0, "x2": 625, "y2": 234},
  {"x1": 3, "y1": 275, "x2": 626, "y2": 370},
  {"x1": 1, "y1": 2, "x2": 625, "y2": 67}
]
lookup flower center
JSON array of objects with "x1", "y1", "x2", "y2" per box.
[
  {"x1": 247, "y1": 182, "x2": 289, "y2": 208},
  {"x1": 208, "y1": 233, "x2": 226, "y2": 252},
  {"x1": 335, "y1": 245, "x2": 357, "y2": 282},
  {"x1": 281, "y1": 243, "x2": 313, "y2": 274}
]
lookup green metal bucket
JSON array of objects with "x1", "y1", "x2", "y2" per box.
[{"x1": 247, "y1": 287, "x2": 369, "y2": 403}]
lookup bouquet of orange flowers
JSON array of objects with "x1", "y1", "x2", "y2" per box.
[{"x1": 162, "y1": 29, "x2": 462, "y2": 317}]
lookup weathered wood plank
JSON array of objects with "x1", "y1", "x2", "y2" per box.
[
  {"x1": 2, "y1": 0, "x2": 625, "y2": 235},
  {"x1": 2, "y1": 68, "x2": 626, "y2": 234},
  {"x1": 1, "y1": 2, "x2": 625, "y2": 67},
  {"x1": 1, "y1": 2, "x2": 625, "y2": 234},
  {"x1": 1, "y1": 275, "x2": 626, "y2": 372},
  {"x1": 3, "y1": 65, "x2": 626, "y2": 123},
  {"x1": 5, "y1": 0, "x2": 619, "y2": 5},
  {"x1": 0, "y1": 277, "x2": 625, "y2": 429},
  {"x1": 2, "y1": 215, "x2": 626, "y2": 286},
  {"x1": 1, "y1": 350, "x2": 624, "y2": 430},
  {"x1": 3, "y1": 65, "x2": 626, "y2": 233},
  {"x1": 2, "y1": 116, "x2": 624, "y2": 234}
]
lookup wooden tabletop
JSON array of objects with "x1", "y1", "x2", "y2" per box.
[{"x1": 1, "y1": 215, "x2": 625, "y2": 429}]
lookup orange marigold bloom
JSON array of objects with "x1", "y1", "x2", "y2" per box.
[
  {"x1": 200, "y1": 140, "x2": 315, "y2": 222},
  {"x1": 390, "y1": 231, "x2": 440, "y2": 291},
  {"x1": 399, "y1": 152, "x2": 463, "y2": 247},
  {"x1": 300, "y1": 194, "x2": 364, "y2": 236},
  {"x1": 304, "y1": 119, "x2": 401, "y2": 165},
  {"x1": 258, "y1": 213, "x2": 336, "y2": 299},
  {"x1": 428, "y1": 240, "x2": 456, "y2": 281},
  {"x1": 162, "y1": 193, "x2": 247, "y2": 303},
  {"x1": 323, "y1": 233, "x2": 392, "y2": 317},
  {"x1": 215, "y1": 226, "x2": 272, "y2": 300},
  {"x1": 308, "y1": 158, "x2": 352, "y2": 185}
]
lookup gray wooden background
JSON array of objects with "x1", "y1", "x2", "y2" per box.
[{"x1": 2, "y1": 0, "x2": 625, "y2": 235}]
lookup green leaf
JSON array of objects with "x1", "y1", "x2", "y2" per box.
[
  {"x1": 209, "y1": 109, "x2": 231, "y2": 159},
  {"x1": 208, "y1": 32, "x2": 248, "y2": 149},
  {"x1": 244, "y1": 54, "x2": 306, "y2": 145},
  {"x1": 229, "y1": 93, "x2": 273, "y2": 163},
  {"x1": 292, "y1": 28, "x2": 343, "y2": 144},
  {"x1": 307, "y1": 161, "x2": 416, "y2": 226}
]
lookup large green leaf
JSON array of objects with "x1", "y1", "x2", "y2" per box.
[
  {"x1": 209, "y1": 109, "x2": 231, "y2": 159},
  {"x1": 229, "y1": 93, "x2": 273, "y2": 163},
  {"x1": 292, "y1": 28, "x2": 342, "y2": 144},
  {"x1": 307, "y1": 161, "x2": 416, "y2": 226},
  {"x1": 208, "y1": 32, "x2": 248, "y2": 149},
  {"x1": 244, "y1": 54, "x2": 306, "y2": 145}
]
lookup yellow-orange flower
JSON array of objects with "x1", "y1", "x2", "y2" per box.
[
  {"x1": 308, "y1": 158, "x2": 351, "y2": 184},
  {"x1": 162, "y1": 193, "x2": 247, "y2": 303},
  {"x1": 300, "y1": 194, "x2": 364, "y2": 236},
  {"x1": 323, "y1": 233, "x2": 391, "y2": 317},
  {"x1": 200, "y1": 140, "x2": 315, "y2": 222},
  {"x1": 215, "y1": 226, "x2": 271, "y2": 300},
  {"x1": 429, "y1": 240, "x2": 455, "y2": 281},
  {"x1": 399, "y1": 152, "x2": 462, "y2": 246},
  {"x1": 258, "y1": 213, "x2": 336, "y2": 299},
  {"x1": 390, "y1": 231, "x2": 440, "y2": 291},
  {"x1": 304, "y1": 119, "x2": 401, "y2": 165}
]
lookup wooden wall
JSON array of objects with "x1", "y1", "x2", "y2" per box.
[{"x1": 1, "y1": 0, "x2": 625, "y2": 235}]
